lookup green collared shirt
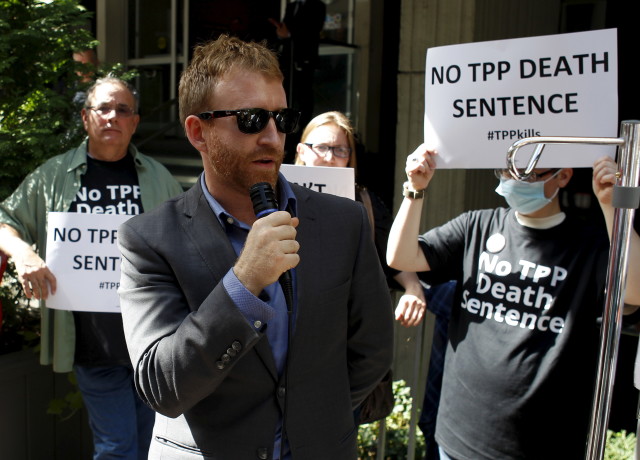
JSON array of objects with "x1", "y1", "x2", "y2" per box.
[{"x1": 0, "y1": 138, "x2": 183, "y2": 372}]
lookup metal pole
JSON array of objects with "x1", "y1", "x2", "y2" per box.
[
  {"x1": 406, "y1": 320, "x2": 425, "y2": 460},
  {"x1": 586, "y1": 120, "x2": 640, "y2": 460},
  {"x1": 375, "y1": 418, "x2": 386, "y2": 460},
  {"x1": 506, "y1": 121, "x2": 640, "y2": 459}
]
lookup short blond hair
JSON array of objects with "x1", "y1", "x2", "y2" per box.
[
  {"x1": 178, "y1": 35, "x2": 283, "y2": 127},
  {"x1": 295, "y1": 111, "x2": 358, "y2": 170}
]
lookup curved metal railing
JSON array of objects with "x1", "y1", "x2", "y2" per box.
[{"x1": 506, "y1": 120, "x2": 640, "y2": 460}]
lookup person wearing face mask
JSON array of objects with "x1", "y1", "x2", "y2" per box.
[
  {"x1": 494, "y1": 167, "x2": 563, "y2": 215},
  {"x1": 386, "y1": 145, "x2": 640, "y2": 460}
]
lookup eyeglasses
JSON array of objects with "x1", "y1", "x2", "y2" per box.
[
  {"x1": 303, "y1": 143, "x2": 351, "y2": 159},
  {"x1": 196, "y1": 108, "x2": 301, "y2": 134},
  {"x1": 86, "y1": 104, "x2": 136, "y2": 118},
  {"x1": 494, "y1": 168, "x2": 560, "y2": 183}
]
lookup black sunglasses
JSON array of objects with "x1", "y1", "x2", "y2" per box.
[{"x1": 196, "y1": 108, "x2": 301, "y2": 134}]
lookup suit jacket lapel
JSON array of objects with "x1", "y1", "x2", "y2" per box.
[
  {"x1": 182, "y1": 184, "x2": 233, "y2": 278},
  {"x1": 181, "y1": 180, "x2": 279, "y2": 380},
  {"x1": 290, "y1": 185, "x2": 319, "y2": 349}
]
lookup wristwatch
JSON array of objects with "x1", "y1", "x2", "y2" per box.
[{"x1": 403, "y1": 181, "x2": 425, "y2": 199}]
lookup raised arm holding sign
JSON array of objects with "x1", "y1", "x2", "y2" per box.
[{"x1": 386, "y1": 29, "x2": 640, "y2": 460}]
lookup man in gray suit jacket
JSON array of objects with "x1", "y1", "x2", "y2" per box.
[{"x1": 117, "y1": 35, "x2": 394, "y2": 459}]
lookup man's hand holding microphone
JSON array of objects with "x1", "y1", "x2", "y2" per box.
[{"x1": 233, "y1": 183, "x2": 300, "y2": 298}]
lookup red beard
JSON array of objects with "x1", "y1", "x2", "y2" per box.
[{"x1": 205, "y1": 129, "x2": 284, "y2": 193}]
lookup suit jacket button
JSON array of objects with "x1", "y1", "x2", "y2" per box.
[
  {"x1": 221, "y1": 353, "x2": 231, "y2": 363},
  {"x1": 215, "y1": 361, "x2": 225, "y2": 370},
  {"x1": 232, "y1": 340, "x2": 242, "y2": 351},
  {"x1": 227, "y1": 347, "x2": 237, "y2": 357},
  {"x1": 277, "y1": 386, "x2": 286, "y2": 398},
  {"x1": 256, "y1": 447, "x2": 268, "y2": 459}
]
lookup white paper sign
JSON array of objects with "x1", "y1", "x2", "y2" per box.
[
  {"x1": 424, "y1": 29, "x2": 618, "y2": 169},
  {"x1": 280, "y1": 164, "x2": 355, "y2": 200},
  {"x1": 45, "y1": 212, "x2": 131, "y2": 313}
]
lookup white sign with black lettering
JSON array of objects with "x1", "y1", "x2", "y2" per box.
[
  {"x1": 280, "y1": 164, "x2": 355, "y2": 200},
  {"x1": 424, "y1": 28, "x2": 618, "y2": 168},
  {"x1": 45, "y1": 212, "x2": 130, "y2": 312}
]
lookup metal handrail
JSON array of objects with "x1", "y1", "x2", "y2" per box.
[
  {"x1": 136, "y1": 120, "x2": 182, "y2": 148},
  {"x1": 506, "y1": 136, "x2": 624, "y2": 180},
  {"x1": 507, "y1": 120, "x2": 640, "y2": 460},
  {"x1": 141, "y1": 97, "x2": 178, "y2": 120},
  {"x1": 135, "y1": 98, "x2": 181, "y2": 148}
]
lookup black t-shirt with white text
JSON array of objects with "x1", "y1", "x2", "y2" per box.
[
  {"x1": 68, "y1": 153, "x2": 142, "y2": 366},
  {"x1": 419, "y1": 208, "x2": 608, "y2": 460}
]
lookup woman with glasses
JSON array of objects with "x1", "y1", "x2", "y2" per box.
[{"x1": 295, "y1": 111, "x2": 426, "y2": 328}]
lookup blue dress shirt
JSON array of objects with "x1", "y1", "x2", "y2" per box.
[{"x1": 199, "y1": 173, "x2": 297, "y2": 459}]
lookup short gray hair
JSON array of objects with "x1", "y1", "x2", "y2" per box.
[{"x1": 84, "y1": 76, "x2": 140, "y2": 112}]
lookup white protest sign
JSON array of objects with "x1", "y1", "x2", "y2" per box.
[
  {"x1": 45, "y1": 212, "x2": 131, "y2": 313},
  {"x1": 424, "y1": 28, "x2": 618, "y2": 169},
  {"x1": 280, "y1": 164, "x2": 355, "y2": 200}
]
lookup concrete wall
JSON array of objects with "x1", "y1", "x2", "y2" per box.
[
  {"x1": 96, "y1": 0, "x2": 127, "y2": 65},
  {"x1": 0, "y1": 350, "x2": 92, "y2": 460}
]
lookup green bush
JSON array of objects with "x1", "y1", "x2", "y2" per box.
[
  {"x1": 0, "y1": 0, "x2": 98, "y2": 200},
  {"x1": 358, "y1": 379, "x2": 426, "y2": 459},
  {"x1": 0, "y1": 260, "x2": 39, "y2": 354},
  {"x1": 0, "y1": 0, "x2": 95, "y2": 355},
  {"x1": 605, "y1": 429, "x2": 636, "y2": 460},
  {"x1": 358, "y1": 380, "x2": 636, "y2": 460},
  {"x1": 0, "y1": 0, "x2": 136, "y2": 356}
]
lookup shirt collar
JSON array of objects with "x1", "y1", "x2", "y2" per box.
[
  {"x1": 200, "y1": 172, "x2": 298, "y2": 229},
  {"x1": 67, "y1": 138, "x2": 90, "y2": 172},
  {"x1": 67, "y1": 137, "x2": 141, "y2": 172},
  {"x1": 515, "y1": 211, "x2": 566, "y2": 229}
]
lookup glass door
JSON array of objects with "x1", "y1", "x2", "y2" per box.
[
  {"x1": 127, "y1": 0, "x2": 188, "y2": 134},
  {"x1": 315, "y1": 0, "x2": 356, "y2": 118}
]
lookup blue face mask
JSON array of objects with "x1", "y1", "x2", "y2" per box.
[{"x1": 495, "y1": 170, "x2": 561, "y2": 214}]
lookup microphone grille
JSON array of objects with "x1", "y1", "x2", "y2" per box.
[{"x1": 249, "y1": 182, "x2": 278, "y2": 217}]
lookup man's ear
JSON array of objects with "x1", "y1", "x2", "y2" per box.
[
  {"x1": 557, "y1": 168, "x2": 573, "y2": 188},
  {"x1": 184, "y1": 115, "x2": 208, "y2": 154},
  {"x1": 81, "y1": 107, "x2": 89, "y2": 131}
]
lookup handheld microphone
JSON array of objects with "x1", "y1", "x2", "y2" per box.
[
  {"x1": 249, "y1": 182, "x2": 295, "y2": 460},
  {"x1": 249, "y1": 182, "x2": 294, "y2": 312}
]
